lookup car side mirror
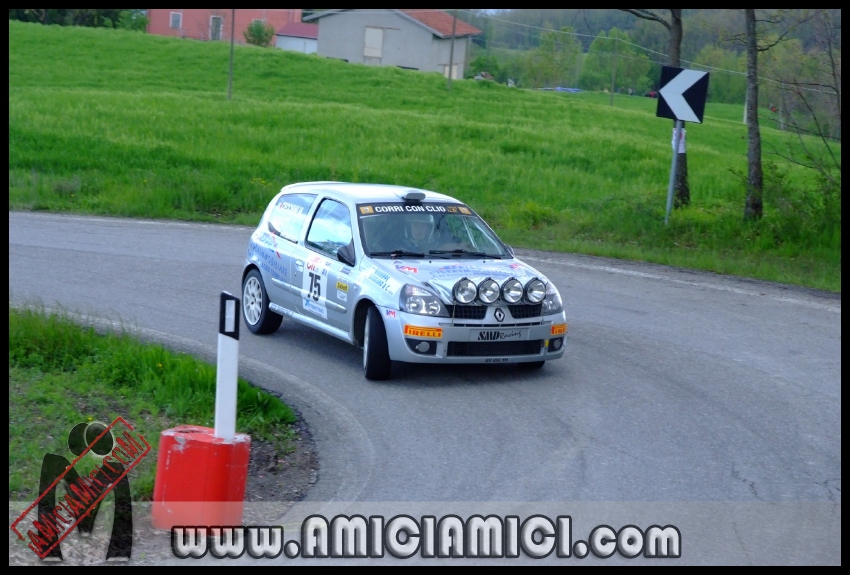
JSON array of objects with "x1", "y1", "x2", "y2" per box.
[{"x1": 337, "y1": 241, "x2": 356, "y2": 267}]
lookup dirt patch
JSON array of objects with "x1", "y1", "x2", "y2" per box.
[{"x1": 9, "y1": 412, "x2": 318, "y2": 565}]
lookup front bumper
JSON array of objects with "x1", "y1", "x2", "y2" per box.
[{"x1": 380, "y1": 306, "x2": 567, "y2": 364}]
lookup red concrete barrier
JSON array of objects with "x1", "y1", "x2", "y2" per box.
[{"x1": 151, "y1": 425, "x2": 251, "y2": 529}]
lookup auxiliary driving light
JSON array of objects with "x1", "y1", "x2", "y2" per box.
[
  {"x1": 501, "y1": 278, "x2": 523, "y2": 303},
  {"x1": 453, "y1": 278, "x2": 477, "y2": 304},
  {"x1": 478, "y1": 278, "x2": 500, "y2": 304},
  {"x1": 525, "y1": 278, "x2": 546, "y2": 303}
]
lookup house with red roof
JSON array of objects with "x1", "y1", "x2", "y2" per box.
[
  {"x1": 275, "y1": 21, "x2": 318, "y2": 53},
  {"x1": 303, "y1": 9, "x2": 482, "y2": 78},
  {"x1": 146, "y1": 9, "x2": 301, "y2": 44}
]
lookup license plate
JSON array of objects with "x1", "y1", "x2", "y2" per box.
[{"x1": 470, "y1": 328, "x2": 528, "y2": 342}]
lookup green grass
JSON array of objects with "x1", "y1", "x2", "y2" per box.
[
  {"x1": 9, "y1": 305, "x2": 296, "y2": 501},
  {"x1": 8, "y1": 21, "x2": 840, "y2": 291}
]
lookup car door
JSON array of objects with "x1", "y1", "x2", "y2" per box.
[
  {"x1": 264, "y1": 193, "x2": 317, "y2": 309},
  {"x1": 293, "y1": 198, "x2": 355, "y2": 331}
]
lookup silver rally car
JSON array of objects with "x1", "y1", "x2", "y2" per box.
[{"x1": 242, "y1": 182, "x2": 567, "y2": 380}]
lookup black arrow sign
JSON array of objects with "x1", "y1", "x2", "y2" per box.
[{"x1": 656, "y1": 66, "x2": 709, "y2": 124}]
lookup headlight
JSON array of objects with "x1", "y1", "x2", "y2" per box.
[
  {"x1": 400, "y1": 285, "x2": 448, "y2": 317},
  {"x1": 478, "y1": 278, "x2": 500, "y2": 304},
  {"x1": 501, "y1": 278, "x2": 523, "y2": 303},
  {"x1": 541, "y1": 282, "x2": 563, "y2": 315},
  {"x1": 453, "y1": 278, "x2": 477, "y2": 304},
  {"x1": 525, "y1": 278, "x2": 546, "y2": 303}
]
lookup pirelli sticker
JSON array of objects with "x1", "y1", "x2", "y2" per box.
[
  {"x1": 357, "y1": 203, "x2": 474, "y2": 217},
  {"x1": 404, "y1": 325, "x2": 443, "y2": 339},
  {"x1": 551, "y1": 323, "x2": 568, "y2": 335}
]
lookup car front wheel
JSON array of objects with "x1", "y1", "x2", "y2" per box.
[
  {"x1": 363, "y1": 306, "x2": 391, "y2": 380},
  {"x1": 242, "y1": 269, "x2": 282, "y2": 334}
]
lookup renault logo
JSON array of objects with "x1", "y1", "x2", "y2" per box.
[{"x1": 494, "y1": 308, "x2": 505, "y2": 322}]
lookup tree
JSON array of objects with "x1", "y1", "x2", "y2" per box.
[
  {"x1": 117, "y1": 10, "x2": 149, "y2": 32},
  {"x1": 244, "y1": 19, "x2": 274, "y2": 47},
  {"x1": 578, "y1": 29, "x2": 652, "y2": 93},
  {"x1": 578, "y1": 32, "x2": 615, "y2": 90},
  {"x1": 525, "y1": 27, "x2": 581, "y2": 88},
  {"x1": 760, "y1": 9, "x2": 841, "y2": 223},
  {"x1": 622, "y1": 9, "x2": 690, "y2": 208},
  {"x1": 743, "y1": 9, "x2": 763, "y2": 220},
  {"x1": 723, "y1": 9, "x2": 819, "y2": 221},
  {"x1": 693, "y1": 44, "x2": 746, "y2": 104}
]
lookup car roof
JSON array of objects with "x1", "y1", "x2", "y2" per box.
[{"x1": 279, "y1": 181, "x2": 462, "y2": 204}]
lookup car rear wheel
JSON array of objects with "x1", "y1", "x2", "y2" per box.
[
  {"x1": 242, "y1": 269, "x2": 282, "y2": 335},
  {"x1": 363, "y1": 306, "x2": 391, "y2": 380},
  {"x1": 519, "y1": 360, "x2": 545, "y2": 370}
]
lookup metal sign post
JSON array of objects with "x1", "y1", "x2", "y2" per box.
[{"x1": 666, "y1": 120, "x2": 684, "y2": 225}]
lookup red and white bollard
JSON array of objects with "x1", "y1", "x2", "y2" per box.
[{"x1": 152, "y1": 292, "x2": 251, "y2": 529}]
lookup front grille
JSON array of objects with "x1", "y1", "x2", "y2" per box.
[
  {"x1": 447, "y1": 340, "x2": 543, "y2": 357},
  {"x1": 508, "y1": 304, "x2": 543, "y2": 319},
  {"x1": 446, "y1": 305, "x2": 487, "y2": 320},
  {"x1": 445, "y1": 304, "x2": 543, "y2": 321}
]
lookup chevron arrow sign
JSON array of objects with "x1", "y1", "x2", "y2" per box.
[{"x1": 656, "y1": 66, "x2": 709, "y2": 124}]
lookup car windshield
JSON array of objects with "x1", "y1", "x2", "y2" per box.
[{"x1": 358, "y1": 204, "x2": 510, "y2": 258}]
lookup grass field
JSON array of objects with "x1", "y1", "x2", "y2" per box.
[
  {"x1": 8, "y1": 21, "x2": 840, "y2": 291},
  {"x1": 9, "y1": 305, "x2": 296, "y2": 501}
]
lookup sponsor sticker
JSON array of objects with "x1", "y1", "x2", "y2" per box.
[
  {"x1": 336, "y1": 281, "x2": 349, "y2": 292},
  {"x1": 385, "y1": 310, "x2": 396, "y2": 318},
  {"x1": 403, "y1": 325, "x2": 442, "y2": 339},
  {"x1": 337, "y1": 290, "x2": 347, "y2": 302},
  {"x1": 359, "y1": 206, "x2": 374, "y2": 214},
  {"x1": 551, "y1": 324, "x2": 567, "y2": 335},
  {"x1": 303, "y1": 298, "x2": 328, "y2": 319},
  {"x1": 396, "y1": 265, "x2": 418, "y2": 274},
  {"x1": 458, "y1": 206, "x2": 472, "y2": 214},
  {"x1": 473, "y1": 329, "x2": 526, "y2": 342}
]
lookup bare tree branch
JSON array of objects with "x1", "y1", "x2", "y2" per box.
[{"x1": 622, "y1": 9, "x2": 671, "y2": 30}]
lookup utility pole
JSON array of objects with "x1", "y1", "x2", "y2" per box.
[
  {"x1": 228, "y1": 9, "x2": 235, "y2": 100},
  {"x1": 447, "y1": 10, "x2": 457, "y2": 90},
  {"x1": 609, "y1": 36, "x2": 618, "y2": 107}
]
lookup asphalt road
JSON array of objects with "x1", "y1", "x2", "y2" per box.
[{"x1": 8, "y1": 212, "x2": 841, "y2": 565}]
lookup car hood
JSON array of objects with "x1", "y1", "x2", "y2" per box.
[{"x1": 377, "y1": 257, "x2": 548, "y2": 304}]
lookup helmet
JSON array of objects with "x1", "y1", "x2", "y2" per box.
[
  {"x1": 405, "y1": 212, "x2": 435, "y2": 242},
  {"x1": 407, "y1": 212, "x2": 434, "y2": 225}
]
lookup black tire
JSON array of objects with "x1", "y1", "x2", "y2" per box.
[
  {"x1": 519, "y1": 360, "x2": 545, "y2": 370},
  {"x1": 363, "y1": 306, "x2": 392, "y2": 380},
  {"x1": 242, "y1": 269, "x2": 282, "y2": 335}
]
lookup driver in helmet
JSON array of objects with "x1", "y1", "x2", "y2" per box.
[{"x1": 401, "y1": 212, "x2": 435, "y2": 252}]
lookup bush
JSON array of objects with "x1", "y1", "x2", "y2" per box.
[{"x1": 244, "y1": 20, "x2": 275, "y2": 47}]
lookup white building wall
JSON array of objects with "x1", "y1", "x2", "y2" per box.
[{"x1": 275, "y1": 36, "x2": 318, "y2": 54}]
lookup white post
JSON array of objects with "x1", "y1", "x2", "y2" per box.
[{"x1": 214, "y1": 292, "x2": 240, "y2": 440}]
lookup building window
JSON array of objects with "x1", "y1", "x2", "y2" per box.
[
  {"x1": 364, "y1": 27, "x2": 383, "y2": 59},
  {"x1": 170, "y1": 12, "x2": 182, "y2": 30},
  {"x1": 210, "y1": 16, "x2": 223, "y2": 41}
]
